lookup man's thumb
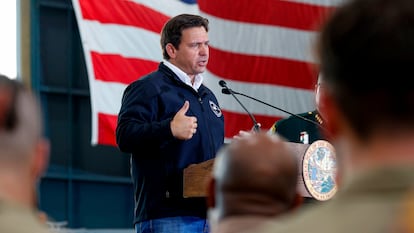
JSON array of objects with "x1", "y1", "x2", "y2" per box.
[{"x1": 178, "y1": 101, "x2": 190, "y2": 115}]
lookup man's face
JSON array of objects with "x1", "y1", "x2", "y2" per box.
[{"x1": 168, "y1": 26, "x2": 209, "y2": 78}]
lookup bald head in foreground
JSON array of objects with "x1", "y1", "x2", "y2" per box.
[
  {"x1": 207, "y1": 132, "x2": 302, "y2": 233},
  {"x1": 0, "y1": 74, "x2": 50, "y2": 233}
]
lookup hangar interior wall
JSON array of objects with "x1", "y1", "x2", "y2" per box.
[{"x1": 31, "y1": 0, "x2": 134, "y2": 229}]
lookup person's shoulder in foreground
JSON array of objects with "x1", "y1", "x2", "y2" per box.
[
  {"x1": 0, "y1": 74, "x2": 51, "y2": 233},
  {"x1": 207, "y1": 132, "x2": 303, "y2": 233},
  {"x1": 242, "y1": 0, "x2": 414, "y2": 232}
]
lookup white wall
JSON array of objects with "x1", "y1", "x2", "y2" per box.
[{"x1": 0, "y1": 1, "x2": 17, "y2": 79}]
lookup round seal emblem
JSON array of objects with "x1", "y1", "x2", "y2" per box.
[{"x1": 302, "y1": 140, "x2": 337, "y2": 201}]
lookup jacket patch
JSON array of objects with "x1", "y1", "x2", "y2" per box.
[{"x1": 209, "y1": 100, "x2": 222, "y2": 117}]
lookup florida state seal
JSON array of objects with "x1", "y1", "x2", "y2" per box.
[{"x1": 302, "y1": 140, "x2": 337, "y2": 201}]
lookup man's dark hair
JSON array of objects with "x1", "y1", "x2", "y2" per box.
[
  {"x1": 318, "y1": 0, "x2": 414, "y2": 141},
  {"x1": 160, "y1": 14, "x2": 209, "y2": 60}
]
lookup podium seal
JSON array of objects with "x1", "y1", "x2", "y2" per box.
[{"x1": 302, "y1": 140, "x2": 337, "y2": 201}]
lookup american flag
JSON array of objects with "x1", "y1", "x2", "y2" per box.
[{"x1": 72, "y1": 0, "x2": 340, "y2": 146}]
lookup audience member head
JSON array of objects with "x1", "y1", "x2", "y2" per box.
[
  {"x1": 207, "y1": 132, "x2": 301, "y2": 227},
  {"x1": 317, "y1": 0, "x2": 414, "y2": 143},
  {"x1": 0, "y1": 74, "x2": 49, "y2": 208}
]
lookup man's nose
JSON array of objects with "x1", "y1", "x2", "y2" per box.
[{"x1": 199, "y1": 44, "x2": 208, "y2": 55}]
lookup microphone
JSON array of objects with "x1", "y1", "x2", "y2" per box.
[
  {"x1": 218, "y1": 80, "x2": 227, "y2": 89},
  {"x1": 221, "y1": 88, "x2": 232, "y2": 95},
  {"x1": 219, "y1": 80, "x2": 261, "y2": 132},
  {"x1": 219, "y1": 80, "x2": 322, "y2": 129}
]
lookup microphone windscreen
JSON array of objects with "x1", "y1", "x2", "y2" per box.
[{"x1": 218, "y1": 80, "x2": 227, "y2": 87}]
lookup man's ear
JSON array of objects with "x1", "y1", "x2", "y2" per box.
[
  {"x1": 206, "y1": 175, "x2": 216, "y2": 208},
  {"x1": 32, "y1": 138, "x2": 50, "y2": 180},
  {"x1": 166, "y1": 43, "x2": 176, "y2": 59}
]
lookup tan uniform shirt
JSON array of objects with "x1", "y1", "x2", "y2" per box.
[
  {"x1": 241, "y1": 165, "x2": 414, "y2": 233},
  {"x1": 0, "y1": 200, "x2": 50, "y2": 233}
]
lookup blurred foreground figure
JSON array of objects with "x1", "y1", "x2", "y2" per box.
[
  {"x1": 0, "y1": 74, "x2": 50, "y2": 233},
  {"x1": 207, "y1": 132, "x2": 302, "y2": 233},
  {"x1": 240, "y1": 0, "x2": 414, "y2": 232}
]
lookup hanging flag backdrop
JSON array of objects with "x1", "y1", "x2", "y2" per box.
[{"x1": 72, "y1": 0, "x2": 340, "y2": 146}]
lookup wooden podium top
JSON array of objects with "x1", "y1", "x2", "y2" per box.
[
  {"x1": 183, "y1": 140, "x2": 338, "y2": 201},
  {"x1": 183, "y1": 158, "x2": 215, "y2": 198},
  {"x1": 183, "y1": 142, "x2": 313, "y2": 198}
]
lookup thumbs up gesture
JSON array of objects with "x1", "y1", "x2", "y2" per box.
[{"x1": 171, "y1": 101, "x2": 198, "y2": 140}]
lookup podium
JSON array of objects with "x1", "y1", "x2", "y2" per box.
[{"x1": 183, "y1": 140, "x2": 337, "y2": 201}]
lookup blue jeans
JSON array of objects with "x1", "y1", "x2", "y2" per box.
[{"x1": 135, "y1": 216, "x2": 210, "y2": 233}]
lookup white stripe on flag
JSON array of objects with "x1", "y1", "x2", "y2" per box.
[
  {"x1": 200, "y1": 12, "x2": 318, "y2": 63},
  {"x1": 130, "y1": 0, "x2": 199, "y2": 17},
  {"x1": 287, "y1": 0, "x2": 344, "y2": 7},
  {"x1": 81, "y1": 21, "x2": 162, "y2": 62},
  {"x1": 78, "y1": 15, "x2": 318, "y2": 64},
  {"x1": 203, "y1": 71, "x2": 315, "y2": 117},
  {"x1": 92, "y1": 80, "x2": 127, "y2": 115}
]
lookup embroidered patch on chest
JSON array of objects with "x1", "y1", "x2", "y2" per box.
[{"x1": 209, "y1": 100, "x2": 222, "y2": 117}]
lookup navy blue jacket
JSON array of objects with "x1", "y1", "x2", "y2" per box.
[{"x1": 116, "y1": 62, "x2": 225, "y2": 224}]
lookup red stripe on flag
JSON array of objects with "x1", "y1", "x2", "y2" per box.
[
  {"x1": 222, "y1": 110, "x2": 282, "y2": 138},
  {"x1": 79, "y1": 0, "x2": 169, "y2": 33},
  {"x1": 98, "y1": 113, "x2": 118, "y2": 146},
  {"x1": 91, "y1": 52, "x2": 158, "y2": 85},
  {"x1": 198, "y1": 0, "x2": 333, "y2": 31},
  {"x1": 209, "y1": 48, "x2": 316, "y2": 90},
  {"x1": 97, "y1": 111, "x2": 282, "y2": 146}
]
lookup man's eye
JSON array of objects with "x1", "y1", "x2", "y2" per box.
[{"x1": 189, "y1": 42, "x2": 209, "y2": 48}]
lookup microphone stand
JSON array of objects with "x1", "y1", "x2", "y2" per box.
[
  {"x1": 220, "y1": 82, "x2": 261, "y2": 132},
  {"x1": 230, "y1": 89, "x2": 261, "y2": 132},
  {"x1": 220, "y1": 83, "x2": 323, "y2": 129}
]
